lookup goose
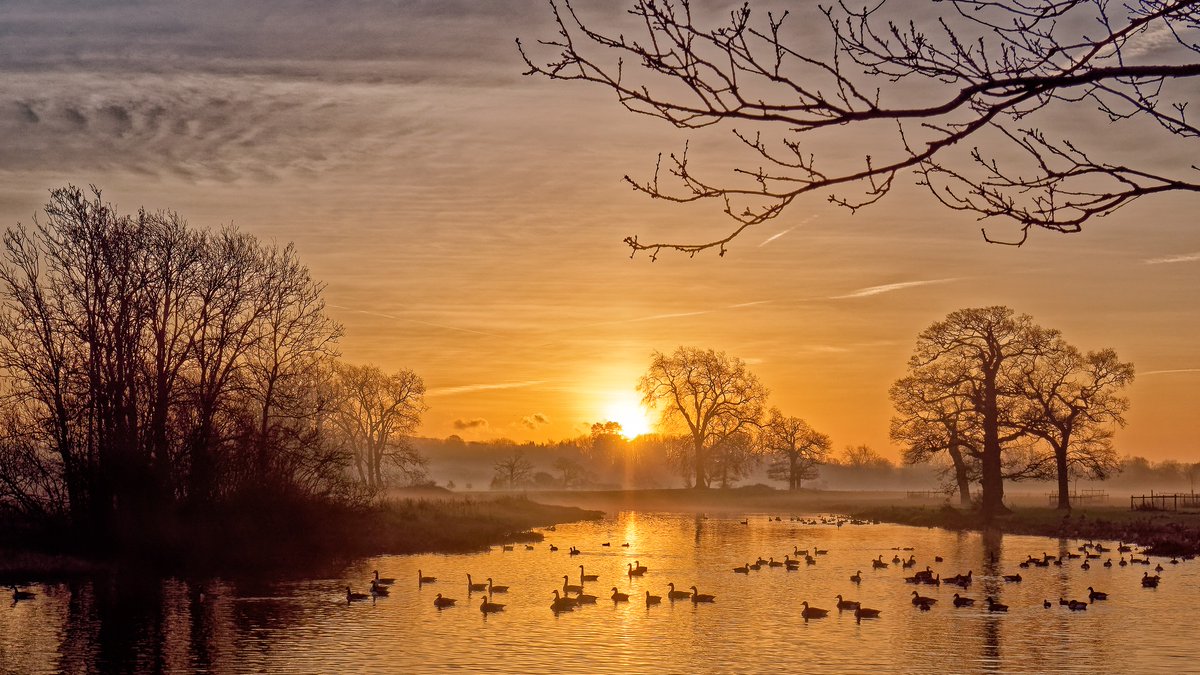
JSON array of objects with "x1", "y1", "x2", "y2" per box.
[
  {"x1": 1103, "y1": 559, "x2": 1113, "y2": 568},
  {"x1": 467, "y1": 574, "x2": 488, "y2": 592},
  {"x1": 645, "y1": 591, "x2": 662, "y2": 606},
  {"x1": 1142, "y1": 572, "x2": 1160, "y2": 588},
  {"x1": 633, "y1": 561, "x2": 649, "y2": 574},
  {"x1": 373, "y1": 570, "x2": 395, "y2": 585},
  {"x1": 580, "y1": 565, "x2": 599, "y2": 582},
  {"x1": 768, "y1": 557, "x2": 784, "y2": 568},
  {"x1": 690, "y1": 586, "x2": 716, "y2": 603},
  {"x1": 611, "y1": 587, "x2": 630, "y2": 602},
  {"x1": 835, "y1": 594, "x2": 860, "y2": 611},
  {"x1": 953, "y1": 593, "x2": 975, "y2": 607},
  {"x1": 872, "y1": 555, "x2": 888, "y2": 569},
  {"x1": 434, "y1": 593, "x2": 456, "y2": 608},
  {"x1": 628, "y1": 563, "x2": 647, "y2": 577},
  {"x1": 563, "y1": 576, "x2": 584, "y2": 594},
  {"x1": 784, "y1": 555, "x2": 800, "y2": 569},
  {"x1": 739, "y1": 519, "x2": 749, "y2": 525},
  {"x1": 346, "y1": 586, "x2": 369, "y2": 602},
  {"x1": 551, "y1": 590, "x2": 577, "y2": 612},
  {"x1": 1119, "y1": 557, "x2": 1128, "y2": 567},
  {"x1": 917, "y1": 601, "x2": 932, "y2": 611},
  {"x1": 985, "y1": 597, "x2": 1008, "y2": 612},
  {"x1": 1088, "y1": 587, "x2": 1108, "y2": 601},
  {"x1": 794, "y1": 547, "x2": 809, "y2": 557},
  {"x1": 733, "y1": 563, "x2": 750, "y2": 574},
  {"x1": 1080, "y1": 561, "x2": 1090, "y2": 570},
  {"x1": 800, "y1": 600, "x2": 829, "y2": 620},
  {"x1": 1067, "y1": 599, "x2": 1088, "y2": 611},
  {"x1": 854, "y1": 607, "x2": 881, "y2": 620},
  {"x1": 667, "y1": 583, "x2": 692, "y2": 599},
  {"x1": 418, "y1": 570, "x2": 436, "y2": 584},
  {"x1": 934, "y1": 556, "x2": 944, "y2": 563},
  {"x1": 1044, "y1": 599, "x2": 1052, "y2": 608},
  {"x1": 1059, "y1": 597, "x2": 1070, "y2": 606},
  {"x1": 622, "y1": 542, "x2": 630, "y2": 547},
  {"x1": 525, "y1": 544, "x2": 535, "y2": 551},
  {"x1": 755, "y1": 556, "x2": 769, "y2": 566},
  {"x1": 370, "y1": 580, "x2": 390, "y2": 596},
  {"x1": 850, "y1": 570, "x2": 863, "y2": 584},
  {"x1": 749, "y1": 561, "x2": 762, "y2": 571},
  {"x1": 902, "y1": 556, "x2": 916, "y2": 569},
  {"x1": 575, "y1": 592, "x2": 598, "y2": 604},
  {"x1": 549, "y1": 544, "x2": 559, "y2": 552},
  {"x1": 1002, "y1": 573, "x2": 1022, "y2": 582},
  {"x1": 911, "y1": 591, "x2": 937, "y2": 605},
  {"x1": 10, "y1": 586, "x2": 35, "y2": 602},
  {"x1": 892, "y1": 554, "x2": 902, "y2": 564},
  {"x1": 569, "y1": 547, "x2": 581, "y2": 556},
  {"x1": 487, "y1": 578, "x2": 509, "y2": 593},
  {"x1": 480, "y1": 597, "x2": 505, "y2": 613},
  {"x1": 502, "y1": 545, "x2": 514, "y2": 552},
  {"x1": 814, "y1": 548, "x2": 828, "y2": 555},
  {"x1": 805, "y1": 555, "x2": 816, "y2": 566},
  {"x1": 602, "y1": 542, "x2": 611, "y2": 547},
  {"x1": 1155, "y1": 563, "x2": 1165, "y2": 572}
]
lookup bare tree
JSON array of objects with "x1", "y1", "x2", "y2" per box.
[
  {"x1": 638, "y1": 346, "x2": 767, "y2": 489},
  {"x1": 707, "y1": 427, "x2": 759, "y2": 488},
  {"x1": 331, "y1": 363, "x2": 428, "y2": 490},
  {"x1": 492, "y1": 449, "x2": 535, "y2": 489},
  {"x1": 891, "y1": 368, "x2": 981, "y2": 506},
  {"x1": 903, "y1": 306, "x2": 1058, "y2": 519},
  {"x1": 760, "y1": 409, "x2": 830, "y2": 490},
  {"x1": 1017, "y1": 344, "x2": 1133, "y2": 509},
  {"x1": 522, "y1": 0, "x2": 1200, "y2": 255}
]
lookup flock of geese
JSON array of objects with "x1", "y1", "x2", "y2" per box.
[{"x1": 342, "y1": 523, "x2": 1191, "y2": 621}]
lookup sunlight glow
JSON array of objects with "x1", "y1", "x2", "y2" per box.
[{"x1": 603, "y1": 395, "x2": 652, "y2": 439}]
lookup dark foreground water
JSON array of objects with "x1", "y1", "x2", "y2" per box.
[{"x1": 2, "y1": 511, "x2": 1196, "y2": 674}]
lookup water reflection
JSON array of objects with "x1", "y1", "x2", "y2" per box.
[{"x1": 1, "y1": 512, "x2": 1198, "y2": 674}]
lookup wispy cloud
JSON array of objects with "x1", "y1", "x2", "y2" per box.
[
  {"x1": 831, "y1": 278, "x2": 957, "y2": 299},
  {"x1": 453, "y1": 417, "x2": 489, "y2": 429},
  {"x1": 759, "y1": 227, "x2": 795, "y2": 247},
  {"x1": 427, "y1": 380, "x2": 545, "y2": 397},
  {"x1": 1144, "y1": 252, "x2": 1200, "y2": 265},
  {"x1": 330, "y1": 305, "x2": 497, "y2": 337},
  {"x1": 521, "y1": 412, "x2": 550, "y2": 429},
  {"x1": 1140, "y1": 368, "x2": 1200, "y2": 376}
]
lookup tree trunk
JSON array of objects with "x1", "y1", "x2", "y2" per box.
[
  {"x1": 1055, "y1": 438, "x2": 1071, "y2": 511},
  {"x1": 979, "y1": 376, "x2": 1008, "y2": 520},
  {"x1": 693, "y1": 435, "x2": 707, "y2": 489},
  {"x1": 947, "y1": 442, "x2": 971, "y2": 507}
]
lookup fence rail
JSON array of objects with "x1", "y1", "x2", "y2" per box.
[
  {"x1": 1130, "y1": 492, "x2": 1200, "y2": 511},
  {"x1": 1045, "y1": 489, "x2": 1108, "y2": 505}
]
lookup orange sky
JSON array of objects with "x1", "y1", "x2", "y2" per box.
[{"x1": 0, "y1": 1, "x2": 1196, "y2": 461}]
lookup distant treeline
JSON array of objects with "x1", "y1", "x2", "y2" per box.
[{"x1": 0, "y1": 187, "x2": 427, "y2": 551}]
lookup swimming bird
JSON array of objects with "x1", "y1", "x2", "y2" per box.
[
  {"x1": 10, "y1": 586, "x2": 35, "y2": 602},
  {"x1": 549, "y1": 544, "x2": 559, "y2": 552},
  {"x1": 667, "y1": 583, "x2": 692, "y2": 599},
  {"x1": 1088, "y1": 587, "x2": 1108, "y2": 601},
  {"x1": 1142, "y1": 572, "x2": 1161, "y2": 588},
  {"x1": 1067, "y1": 600, "x2": 1088, "y2": 611},
  {"x1": 580, "y1": 565, "x2": 599, "y2": 582},
  {"x1": 480, "y1": 597, "x2": 505, "y2": 613},
  {"x1": 488, "y1": 578, "x2": 509, "y2": 593},
  {"x1": 346, "y1": 586, "x2": 369, "y2": 602},
  {"x1": 854, "y1": 607, "x2": 881, "y2": 620},
  {"x1": 502, "y1": 545, "x2": 514, "y2": 552},
  {"x1": 373, "y1": 570, "x2": 395, "y2": 585},
  {"x1": 911, "y1": 591, "x2": 937, "y2": 605},
  {"x1": 467, "y1": 574, "x2": 488, "y2": 592},
  {"x1": 1103, "y1": 559, "x2": 1112, "y2": 567},
  {"x1": 569, "y1": 546, "x2": 581, "y2": 556},
  {"x1": 768, "y1": 557, "x2": 784, "y2": 568},
  {"x1": 814, "y1": 548, "x2": 828, "y2": 555},
  {"x1": 551, "y1": 590, "x2": 577, "y2": 612},
  {"x1": 801, "y1": 601, "x2": 829, "y2": 620},
  {"x1": 1044, "y1": 599, "x2": 1052, "y2": 608},
  {"x1": 733, "y1": 563, "x2": 750, "y2": 574},
  {"x1": 645, "y1": 591, "x2": 662, "y2": 606},
  {"x1": 835, "y1": 594, "x2": 860, "y2": 611},
  {"x1": 575, "y1": 592, "x2": 598, "y2": 604},
  {"x1": 602, "y1": 542, "x2": 611, "y2": 547},
  {"x1": 985, "y1": 597, "x2": 1008, "y2": 612},
  {"x1": 850, "y1": 570, "x2": 862, "y2": 584},
  {"x1": 434, "y1": 593, "x2": 456, "y2": 608},
  {"x1": 953, "y1": 593, "x2": 975, "y2": 607},
  {"x1": 418, "y1": 570, "x2": 436, "y2": 584},
  {"x1": 628, "y1": 563, "x2": 647, "y2": 577},
  {"x1": 690, "y1": 586, "x2": 716, "y2": 603},
  {"x1": 633, "y1": 561, "x2": 648, "y2": 574},
  {"x1": 872, "y1": 555, "x2": 889, "y2": 569},
  {"x1": 563, "y1": 576, "x2": 584, "y2": 594},
  {"x1": 611, "y1": 587, "x2": 630, "y2": 602},
  {"x1": 370, "y1": 580, "x2": 390, "y2": 596},
  {"x1": 622, "y1": 542, "x2": 630, "y2": 547},
  {"x1": 525, "y1": 544, "x2": 535, "y2": 551},
  {"x1": 1002, "y1": 573, "x2": 1022, "y2": 582}
]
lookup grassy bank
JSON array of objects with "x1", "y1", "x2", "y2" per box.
[{"x1": 0, "y1": 494, "x2": 601, "y2": 582}]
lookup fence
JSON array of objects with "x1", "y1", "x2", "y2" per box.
[
  {"x1": 1130, "y1": 492, "x2": 1200, "y2": 511},
  {"x1": 1045, "y1": 489, "x2": 1108, "y2": 506}
]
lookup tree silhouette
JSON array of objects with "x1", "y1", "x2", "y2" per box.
[
  {"x1": 760, "y1": 409, "x2": 830, "y2": 490},
  {"x1": 521, "y1": 0, "x2": 1200, "y2": 256}
]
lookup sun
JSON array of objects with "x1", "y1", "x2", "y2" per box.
[{"x1": 603, "y1": 395, "x2": 652, "y2": 439}]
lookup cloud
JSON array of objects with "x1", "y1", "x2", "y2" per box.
[
  {"x1": 1140, "y1": 368, "x2": 1200, "y2": 376},
  {"x1": 453, "y1": 417, "x2": 489, "y2": 430},
  {"x1": 831, "y1": 278, "x2": 957, "y2": 299},
  {"x1": 521, "y1": 412, "x2": 550, "y2": 429},
  {"x1": 758, "y1": 227, "x2": 795, "y2": 247},
  {"x1": 427, "y1": 380, "x2": 545, "y2": 397},
  {"x1": 1144, "y1": 252, "x2": 1200, "y2": 265}
]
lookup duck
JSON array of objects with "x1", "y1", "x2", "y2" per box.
[
  {"x1": 480, "y1": 597, "x2": 505, "y2": 613},
  {"x1": 667, "y1": 583, "x2": 692, "y2": 599},
  {"x1": 602, "y1": 542, "x2": 611, "y2": 547},
  {"x1": 563, "y1": 575, "x2": 584, "y2": 594},
  {"x1": 1142, "y1": 572, "x2": 1160, "y2": 588},
  {"x1": 953, "y1": 593, "x2": 975, "y2": 607},
  {"x1": 854, "y1": 607, "x2": 881, "y2": 620},
  {"x1": 373, "y1": 570, "x2": 395, "y2": 585},
  {"x1": 580, "y1": 565, "x2": 599, "y2": 582},
  {"x1": 645, "y1": 591, "x2": 662, "y2": 606},
  {"x1": 768, "y1": 557, "x2": 784, "y2": 568},
  {"x1": 10, "y1": 586, "x2": 35, "y2": 602},
  {"x1": 1002, "y1": 573, "x2": 1022, "y2": 582},
  {"x1": 1067, "y1": 600, "x2": 1088, "y2": 611},
  {"x1": 346, "y1": 586, "x2": 369, "y2": 602},
  {"x1": 850, "y1": 570, "x2": 863, "y2": 584},
  {"x1": 985, "y1": 597, "x2": 1008, "y2": 612},
  {"x1": 622, "y1": 542, "x2": 631, "y2": 547},
  {"x1": 835, "y1": 594, "x2": 860, "y2": 610},
  {"x1": 434, "y1": 593, "x2": 456, "y2": 608},
  {"x1": 370, "y1": 580, "x2": 390, "y2": 596},
  {"x1": 551, "y1": 590, "x2": 577, "y2": 612},
  {"x1": 549, "y1": 544, "x2": 559, "y2": 552},
  {"x1": 628, "y1": 563, "x2": 647, "y2": 577},
  {"x1": 611, "y1": 587, "x2": 630, "y2": 602},
  {"x1": 575, "y1": 592, "x2": 598, "y2": 604},
  {"x1": 1103, "y1": 559, "x2": 1113, "y2": 568},
  {"x1": 1044, "y1": 599, "x2": 1052, "y2": 608},
  {"x1": 1088, "y1": 587, "x2": 1108, "y2": 601},
  {"x1": 632, "y1": 561, "x2": 649, "y2": 574},
  {"x1": 801, "y1": 600, "x2": 829, "y2": 620},
  {"x1": 418, "y1": 570, "x2": 436, "y2": 584},
  {"x1": 1080, "y1": 561, "x2": 1090, "y2": 570},
  {"x1": 934, "y1": 556, "x2": 944, "y2": 563},
  {"x1": 487, "y1": 578, "x2": 509, "y2": 593},
  {"x1": 467, "y1": 574, "x2": 488, "y2": 592},
  {"x1": 690, "y1": 586, "x2": 716, "y2": 603},
  {"x1": 569, "y1": 546, "x2": 581, "y2": 556},
  {"x1": 733, "y1": 563, "x2": 750, "y2": 574},
  {"x1": 814, "y1": 548, "x2": 828, "y2": 555},
  {"x1": 872, "y1": 555, "x2": 888, "y2": 569},
  {"x1": 892, "y1": 554, "x2": 902, "y2": 564},
  {"x1": 525, "y1": 545, "x2": 535, "y2": 551},
  {"x1": 911, "y1": 590, "x2": 937, "y2": 605}
]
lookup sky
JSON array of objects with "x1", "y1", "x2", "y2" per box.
[{"x1": 0, "y1": 0, "x2": 1196, "y2": 461}]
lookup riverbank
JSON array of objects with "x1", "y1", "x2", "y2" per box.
[{"x1": 0, "y1": 494, "x2": 602, "y2": 582}]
